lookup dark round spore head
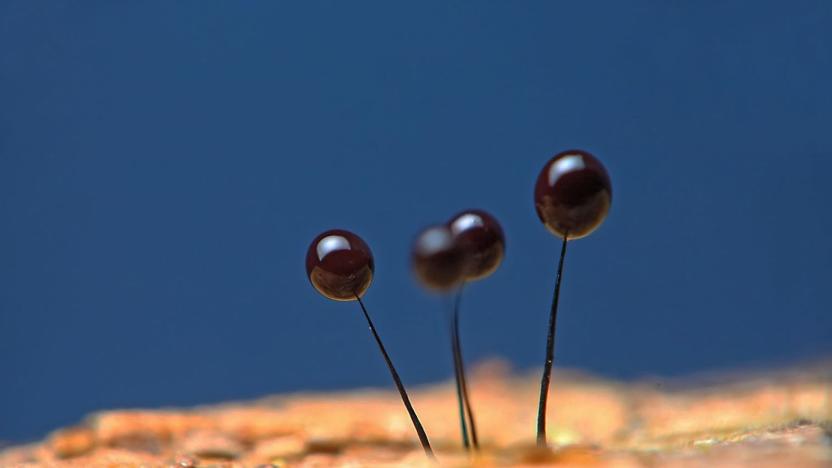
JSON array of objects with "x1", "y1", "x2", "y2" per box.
[
  {"x1": 447, "y1": 209, "x2": 505, "y2": 281},
  {"x1": 411, "y1": 224, "x2": 465, "y2": 292},
  {"x1": 534, "y1": 149, "x2": 612, "y2": 240},
  {"x1": 306, "y1": 229, "x2": 374, "y2": 301}
]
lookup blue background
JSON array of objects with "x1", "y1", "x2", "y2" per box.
[{"x1": 2, "y1": 2, "x2": 831, "y2": 442}]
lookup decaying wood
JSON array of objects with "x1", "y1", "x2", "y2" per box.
[{"x1": 2, "y1": 360, "x2": 830, "y2": 466}]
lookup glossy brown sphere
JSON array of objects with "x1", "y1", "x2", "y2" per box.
[
  {"x1": 306, "y1": 229, "x2": 374, "y2": 301},
  {"x1": 447, "y1": 209, "x2": 505, "y2": 281},
  {"x1": 411, "y1": 224, "x2": 465, "y2": 292},
  {"x1": 534, "y1": 149, "x2": 612, "y2": 240}
]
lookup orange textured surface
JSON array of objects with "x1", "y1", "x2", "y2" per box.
[{"x1": 1, "y1": 361, "x2": 830, "y2": 467}]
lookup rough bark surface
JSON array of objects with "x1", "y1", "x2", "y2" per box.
[{"x1": 2, "y1": 361, "x2": 830, "y2": 467}]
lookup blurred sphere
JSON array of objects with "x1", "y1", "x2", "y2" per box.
[
  {"x1": 534, "y1": 149, "x2": 612, "y2": 239},
  {"x1": 447, "y1": 209, "x2": 505, "y2": 281},
  {"x1": 306, "y1": 229, "x2": 374, "y2": 301},
  {"x1": 411, "y1": 224, "x2": 465, "y2": 292}
]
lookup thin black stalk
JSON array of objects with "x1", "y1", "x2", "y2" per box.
[
  {"x1": 536, "y1": 235, "x2": 569, "y2": 447},
  {"x1": 355, "y1": 295, "x2": 434, "y2": 458},
  {"x1": 449, "y1": 290, "x2": 471, "y2": 449},
  {"x1": 452, "y1": 283, "x2": 479, "y2": 450}
]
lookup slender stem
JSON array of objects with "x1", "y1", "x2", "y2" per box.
[
  {"x1": 449, "y1": 291, "x2": 471, "y2": 449},
  {"x1": 355, "y1": 294, "x2": 434, "y2": 458},
  {"x1": 452, "y1": 283, "x2": 480, "y2": 450},
  {"x1": 536, "y1": 235, "x2": 569, "y2": 447}
]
